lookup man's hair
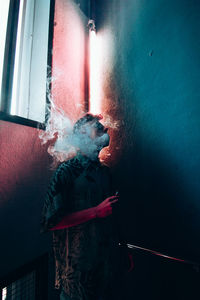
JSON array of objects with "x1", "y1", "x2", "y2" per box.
[{"x1": 73, "y1": 113, "x2": 102, "y2": 134}]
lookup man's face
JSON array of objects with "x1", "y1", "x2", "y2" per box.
[
  {"x1": 78, "y1": 120, "x2": 110, "y2": 159},
  {"x1": 90, "y1": 121, "x2": 108, "y2": 139},
  {"x1": 90, "y1": 121, "x2": 110, "y2": 152},
  {"x1": 53, "y1": 117, "x2": 110, "y2": 161}
]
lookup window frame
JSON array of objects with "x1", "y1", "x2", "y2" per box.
[
  {"x1": 0, "y1": 0, "x2": 55, "y2": 130},
  {"x1": 0, "y1": 253, "x2": 49, "y2": 300}
]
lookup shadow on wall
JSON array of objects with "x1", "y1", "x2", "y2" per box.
[
  {"x1": 106, "y1": 68, "x2": 200, "y2": 298},
  {"x1": 110, "y1": 134, "x2": 200, "y2": 300},
  {"x1": 100, "y1": 53, "x2": 200, "y2": 263},
  {"x1": 93, "y1": 1, "x2": 200, "y2": 298}
]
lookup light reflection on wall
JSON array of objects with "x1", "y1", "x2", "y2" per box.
[
  {"x1": 89, "y1": 27, "x2": 122, "y2": 165},
  {"x1": 89, "y1": 28, "x2": 114, "y2": 116},
  {"x1": 89, "y1": 29, "x2": 102, "y2": 115}
]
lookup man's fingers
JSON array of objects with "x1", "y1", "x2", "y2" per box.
[
  {"x1": 104, "y1": 197, "x2": 114, "y2": 203},
  {"x1": 105, "y1": 196, "x2": 119, "y2": 203},
  {"x1": 109, "y1": 197, "x2": 119, "y2": 202},
  {"x1": 110, "y1": 195, "x2": 119, "y2": 199},
  {"x1": 110, "y1": 199, "x2": 118, "y2": 204},
  {"x1": 102, "y1": 196, "x2": 119, "y2": 205},
  {"x1": 105, "y1": 200, "x2": 117, "y2": 206}
]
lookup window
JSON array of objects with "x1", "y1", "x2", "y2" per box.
[
  {"x1": 0, "y1": 254, "x2": 48, "y2": 300},
  {"x1": 2, "y1": 271, "x2": 36, "y2": 300},
  {"x1": 0, "y1": 0, "x2": 54, "y2": 128}
]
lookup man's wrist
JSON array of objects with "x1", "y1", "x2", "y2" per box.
[{"x1": 94, "y1": 206, "x2": 98, "y2": 218}]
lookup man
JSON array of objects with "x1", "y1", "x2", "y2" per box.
[{"x1": 41, "y1": 113, "x2": 119, "y2": 300}]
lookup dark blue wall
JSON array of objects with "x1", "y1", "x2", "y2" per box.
[{"x1": 96, "y1": 0, "x2": 200, "y2": 298}]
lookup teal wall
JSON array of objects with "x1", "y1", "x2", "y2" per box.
[{"x1": 96, "y1": 0, "x2": 200, "y2": 297}]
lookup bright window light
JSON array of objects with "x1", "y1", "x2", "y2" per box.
[
  {"x1": 2, "y1": 287, "x2": 7, "y2": 300},
  {"x1": 11, "y1": 0, "x2": 51, "y2": 123},
  {"x1": 1, "y1": 0, "x2": 51, "y2": 124},
  {"x1": 11, "y1": 0, "x2": 25, "y2": 115}
]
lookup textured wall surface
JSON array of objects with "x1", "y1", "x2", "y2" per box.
[
  {"x1": 0, "y1": 0, "x2": 88, "y2": 285},
  {"x1": 0, "y1": 121, "x2": 52, "y2": 277},
  {"x1": 95, "y1": 0, "x2": 200, "y2": 298},
  {"x1": 52, "y1": 0, "x2": 88, "y2": 121}
]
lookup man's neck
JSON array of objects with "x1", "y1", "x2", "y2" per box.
[{"x1": 78, "y1": 150, "x2": 100, "y2": 161}]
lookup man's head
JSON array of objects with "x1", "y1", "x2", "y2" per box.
[{"x1": 73, "y1": 113, "x2": 110, "y2": 159}]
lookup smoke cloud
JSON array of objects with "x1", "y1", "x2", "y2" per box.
[{"x1": 38, "y1": 68, "x2": 121, "y2": 167}]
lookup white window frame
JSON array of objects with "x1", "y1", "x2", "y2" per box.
[{"x1": 0, "y1": 0, "x2": 53, "y2": 127}]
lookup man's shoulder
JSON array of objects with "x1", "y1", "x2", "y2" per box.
[
  {"x1": 55, "y1": 156, "x2": 83, "y2": 177},
  {"x1": 47, "y1": 157, "x2": 81, "y2": 188}
]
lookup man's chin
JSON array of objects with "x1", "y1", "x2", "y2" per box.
[{"x1": 90, "y1": 152, "x2": 99, "y2": 161}]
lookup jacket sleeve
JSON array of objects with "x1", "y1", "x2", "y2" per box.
[{"x1": 40, "y1": 163, "x2": 73, "y2": 233}]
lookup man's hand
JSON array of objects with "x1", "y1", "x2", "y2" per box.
[
  {"x1": 50, "y1": 194, "x2": 119, "y2": 230},
  {"x1": 95, "y1": 195, "x2": 119, "y2": 218}
]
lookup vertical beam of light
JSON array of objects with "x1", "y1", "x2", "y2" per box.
[
  {"x1": 10, "y1": 0, "x2": 25, "y2": 115},
  {"x1": 89, "y1": 29, "x2": 102, "y2": 115}
]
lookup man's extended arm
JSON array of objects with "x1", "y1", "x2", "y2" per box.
[{"x1": 49, "y1": 195, "x2": 119, "y2": 230}]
